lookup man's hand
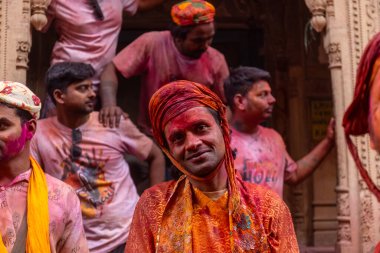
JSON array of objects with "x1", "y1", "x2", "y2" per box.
[
  {"x1": 99, "y1": 105, "x2": 128, "y2": 128},
  {"x1": 326, "y1": 117, "x2": 336, "y2": 142}
]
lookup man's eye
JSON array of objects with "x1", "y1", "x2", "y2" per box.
[
  {"x1": 196, "y1": 124, "x2": 208, "y2": 132},
  {"x1": 171, "y1": 134, "x2": 184, "y2": 144},
  {"x1": 0, "y1": 123, "x2": 9, "y2": 130},
  {"x1": 78, "y1": 86, "x2": 88, "y2": 92}
]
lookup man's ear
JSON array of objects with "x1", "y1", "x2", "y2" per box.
[
  {"x1": 233, "y1": 94, "x2": 246, "y2": 111},
  {"x1": 25, "y1": 119, "x2": 37, "y2": 140},
  {"x1": 53, "y1": 89, "x2": 65, "y2": 105}
]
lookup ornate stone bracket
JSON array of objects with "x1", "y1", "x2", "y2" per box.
[
  {"x1": 30, "y1": 0, "x2": 51, "y2": 31},
  {"x1": 16, "y1": 41, "x2": 31, "y2": 70},
  {"x1": 304, "y1": 0, "x2": 327, "y2": 32}
]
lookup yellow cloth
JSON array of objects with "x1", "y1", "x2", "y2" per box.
[{"x1": 0, "y1": 157, "x2": 50, "y2": 253}]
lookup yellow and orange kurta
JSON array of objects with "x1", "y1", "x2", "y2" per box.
[{"x1": 126, "y1": 176, "x2": 299, "y2": 253}]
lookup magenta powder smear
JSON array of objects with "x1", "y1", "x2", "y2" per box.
[{"x1": 2, "y1": 123, "x2": 31, "y2": 160}]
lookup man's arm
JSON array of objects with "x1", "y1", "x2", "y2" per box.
[
  {"x1": 138, "y1": 0, "x2": 163, "y2": 11},
  {"x1": 146, "y1": 143, "x2": 165, "y2": 186},
  {"x1": 285, "y1": 118, "x2": 335, "y2": 185},
  {"x1": 99, "y1": 62, "x2": 128, "y2": 128}
]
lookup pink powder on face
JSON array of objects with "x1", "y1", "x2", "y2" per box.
[{"x1": 1, "y1": 123, "x2": 31, "y2": 160}]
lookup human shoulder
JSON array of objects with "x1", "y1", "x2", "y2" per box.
[
  {"x1": 139, "y1": 180, "x2": 177, "y2": 206},
  {"x1": 259, "y1": 126, "x2": 285, "y2": 142},
  {"x1": 240, "y1": 180, "x2": 287, "y2": 213},
  {"x1": 45, "y1": 173, "x2": 78, "y2": 202}
]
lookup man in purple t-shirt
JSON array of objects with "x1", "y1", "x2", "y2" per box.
[{"x1": 99, "y1": 0, "x2": 229, "y2": 134}]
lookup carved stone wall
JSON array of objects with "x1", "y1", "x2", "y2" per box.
[
  {"x1": 305, "y1": 0, "x2": 380, "y2": 251},
  {"x1": 0, "y1": 0, "x2": 31, "y2": 83}
]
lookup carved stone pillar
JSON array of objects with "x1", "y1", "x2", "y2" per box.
[
  {"x1": 0, "y1": 0, "x2": 32, "y2": 83},
  {"x1": 305, "y1": 0, "x2": 380, "y2": 252},
  {"x1": 0, "y1": 0, "x2": 49, "y2": 83}
]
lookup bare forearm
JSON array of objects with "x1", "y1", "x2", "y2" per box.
[
  {"x1": 290, "y1": 137, "x2": 334, "y2": 184},
  {"x1": 100, "y1": 63, "x2": 118, "y2": 107},
  {"x1": 147, "y1": 145, "x2": 165, "y2": 186}
]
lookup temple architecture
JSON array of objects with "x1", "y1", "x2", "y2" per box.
[{"x1": 0, "y1": 0, "x2": 379, "y2": 251}]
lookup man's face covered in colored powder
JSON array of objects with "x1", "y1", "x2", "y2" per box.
[
  {"x1": 164, "y1": 107, "x2": 225, "y2": 177},
  {"x1": 0, "y1": 105, "x2": 33, "y2": 161}
]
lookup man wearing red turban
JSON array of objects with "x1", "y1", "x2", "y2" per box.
[
  {"x1": 125, "y1": 80, "x2": 299, "y2": 252},
  {"x1": 99, "y1": 0, "x2": 229, "y2": 135}
]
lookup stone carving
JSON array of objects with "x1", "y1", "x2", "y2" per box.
[
  {"x1": 326, "y1": 0, "x2": 334, "y2": 17},
  {"x1": 360, "y1": 191, "x2": 373, "y2": 243},
  {"x1": 336, "y1": 191, "x2": 350, "y2": 217},
  {"x1": 365, "y1": 0, "x2": 377, "y2": 38},
  {"x1": 337, "y1": 222, "x2": 352, "y2": 242},
  {"x1": 327, "y1": 43, "x2": 342, "y2": 68},
  {"x1": 22, "y1": 0, "x2": 30, "y2": 21},
  {"x1": 304, "y1": 0, "x2": 327, "y2": 32},
  {"x1": 16, "y1": 41, "x2": 30, "y2": 69},
  {"x1": 31, "y1": 0, "x2": 51, "y2": 31}
]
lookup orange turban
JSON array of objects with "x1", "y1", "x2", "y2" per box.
[
  {"x1": 149, "y1": 80, "x2": 239, "y2": 209},
  {"x1": 171, "y1": 0, "x2": 215, "y2": 26},
  {"x1": 343, "y1": 32, "x2": 380, "y2": 201}
]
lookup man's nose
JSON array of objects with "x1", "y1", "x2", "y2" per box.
[
  {"x1": 268, "y1": 94, "x2": 276, "y2": 105},
  {"x1": 88, "y1": 88, "x2": 96, "y2": 98},
  {"x1": 185, "y1": 132, "x2": 201, "y2": 151}
]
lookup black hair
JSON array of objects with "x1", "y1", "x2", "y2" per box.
[
  {"x1": 0, "y1": 102, "x2": 33, "y2": 123},
  {"x1": 169, "y1": 22, "x2": 195, "y2": 40},
  {"x1": 45, "y1": 62, "x2": 95, "y2": 104},
  {"x1": 224, "y1": 66, "x2": 271, "y2": 111}
]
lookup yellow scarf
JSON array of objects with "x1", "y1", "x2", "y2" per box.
[{"x1": 0, "y1": 157, "x2": 51, "y2": 253}]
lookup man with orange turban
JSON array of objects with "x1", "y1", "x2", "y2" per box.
[
  {"x1": 125, "y1": 80, "x2": 299, "y2": 252},
  {"x1": 99, "y1": 0, "x2": 229, "y2": 134},
  {"x1": 0, "y1": 81, "x2": 88, "y2": 252}
]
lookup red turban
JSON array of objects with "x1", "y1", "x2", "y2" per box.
[
  {"x1": 171, "y1": 0, "x2": 215, "y2": 26},
  {"x1": 149, "y1": 80, "x2": 239, "y2": 210},
  {"x1": 343, "y1": 32, "x2": 380, "y2": 201}
]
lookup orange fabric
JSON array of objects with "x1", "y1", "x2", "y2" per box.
[
  {"x1": 171, "y1": 0, "x2": 215, "y2": 26},
  {"x1": 343, "y1": 32, "x2": 380, "y2": 201},
  {"x1": 146, "y1": 80, "x2": 298, "y2": 252},
  {"x1": 126, "y1": 177, "x2": 299, "y2": 252}
]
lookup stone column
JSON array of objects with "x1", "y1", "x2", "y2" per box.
[
  {"x1": 0, "y1": 0, "x2": 49, "y2": 84},
  {"x1": 305, "y1": 0, "x2": 380, "y2": 252}
]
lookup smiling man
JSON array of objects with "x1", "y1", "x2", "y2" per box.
[
  {"x1": 0, "y1": 81, "x2": 88, "y2": 252},
  {"x1": 30, "y1": 62, "x2": 165, "y2": 253},
  {"x1": 224, "y1": 66, "x2": 335, "y2": 197},
  {"x1": 125, "y1": 80, "x2": 299, "y2": 252},
  {"x1": 99, "y1": 0, "x2": 229, "y2": 133}
]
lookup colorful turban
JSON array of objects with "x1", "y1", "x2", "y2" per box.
[
  {"x1": 149, "y1": 80, "x2": 239, "y2": 205},
  {"x1": 171, "y1": 0, "x2": 215, "y2": 26},
  {"x1": 0, "y1": 81, "x2": 41, "y2": 119},
  {"x1": 343, "y1": 32, "x2": 380, "y2": 201}
]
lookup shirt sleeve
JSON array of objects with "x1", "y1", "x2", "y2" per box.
[
  {"x1": 283, "y1": 147, "x2": 297, "y2": 181},
  {"x1": 30, "y1": 134, "x2": 43, "y2": 168},
  {"x1": 262, "y1": 190, "x2": 299, "y2": 253},
  {"x1": 125, "y1": 192, "x2": 156, "y2": 253},
  {"x1": 113, "y1": 33, "x2": 152, "y2": 79},
  {"x1": 117, "y1": 118, "x2": 153, "y2": 161},
  {"x1": 122, "y1": 0, "x2": 138, "y2": 15},
  {"x1": 57, "y1": 187, "x2": 89, "y2": 253}
]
